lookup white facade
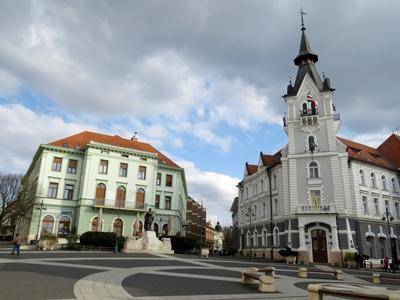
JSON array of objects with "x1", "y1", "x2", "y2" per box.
[{"x1": 237, "y1": 26, "x2": 400, "y2": 265}]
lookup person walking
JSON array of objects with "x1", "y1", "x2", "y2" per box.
[
  {"x1": 11, "y1": 233, "x2": 21, "y2": 255},
  {"x1": 383, "y1": 256, "x2": 389, "y2": 272}
]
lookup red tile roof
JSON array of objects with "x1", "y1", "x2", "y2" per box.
[
  {"x1": 260, "y1": 151, "x2": 281, "y2": 167},
  {"x1": 337, "y1": 136, "x2": 397, "y2": 170},
  {"x1": 246, "y1": 163, "x2": 258, "y2": 175},
  {"x1": 378, "y1": 133, "x2": 400, "y2": 170},
  {"x1": 48, "y1": 131, "x2": 180, "y2": 168}
]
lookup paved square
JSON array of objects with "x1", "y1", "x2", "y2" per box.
[{"x1": 1, "y1": 251, "x2": 399, "y2": 300}]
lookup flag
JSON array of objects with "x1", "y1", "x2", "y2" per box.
[{"x1": 307, "y1": 91, "x2": 317, "y2": 106}]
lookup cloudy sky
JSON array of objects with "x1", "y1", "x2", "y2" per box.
[{"x1": 1, "y1": 1, "x2": 399, "y2": 225}]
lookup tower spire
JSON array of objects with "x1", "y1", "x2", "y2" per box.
[{"x1": 300, "y1": 7, "x2": 307, "y2": 31}]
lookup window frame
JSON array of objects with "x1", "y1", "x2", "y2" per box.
[
  {"x1": 166, "y1": 174, "x2": 173, "y2": 187},
  {"x1": 67, "y1": 159, "x2": 77, "y2": 174},
  {"x1": 52, "y1": 157, "x2": 62, "y2": 172},
  {"x1": 165, "y1": 195, "x2": 172, "y2": 210},
  {"x1": 48, "y1": 182, "x2": 58, "y2": 199},
  {"x1": 119, "y1": 163, "x2": 128, "y2": 177},
  {"x1": 138, "y1": 166, "x2": 147, "y2": 180},
  {"x1": 63, "y1": 184, "x2": 74, "y2": 200},
  {"x1": 99, "y1": 159, "x2": 108, "y2": 174}
]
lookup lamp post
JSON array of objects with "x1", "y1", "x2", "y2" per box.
[
  {"x1": 382, "y1": 207, "x2": 398, "y2": 272},
  {"x1": 199, "y1": 205, "x2": 204, "y2": 257},
  {"x1": 114, "y1": 205, "x2": 121, "y2": 254},
  {"x1": 245, "y1": 206, "x2": 255, "y2": 261},
  {"x1": 35, "y1": 200, "x2": 47, "y2": 249}
]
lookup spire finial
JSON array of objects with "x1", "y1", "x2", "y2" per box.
[{"x1": 299, "y1": 7, "x2": 307, "y2": 31}]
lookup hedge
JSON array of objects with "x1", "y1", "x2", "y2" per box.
[{"x1": 79, "y1": 231, "x2": 126, "y2": 250}]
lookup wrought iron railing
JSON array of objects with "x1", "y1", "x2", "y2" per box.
[{"x1": 297, "y1": 205, "x2": 335, "y2": 214}]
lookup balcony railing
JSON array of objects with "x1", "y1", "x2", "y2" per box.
[
  {"x1": 94, "y1": 198, "x2": 145, "y2": 210},
  {"x1": 297, "y1": 205, "x2": 335, "y2": 214}
]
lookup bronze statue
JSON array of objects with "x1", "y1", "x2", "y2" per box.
[{"x1": 144, "y1": 208, "x2": 154, "y2": 231}]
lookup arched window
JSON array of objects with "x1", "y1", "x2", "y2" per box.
[
  {"x1": 260, "y1": 179, "x2": 264, "y2": 192},
  {"x1": 41, "y1": 215, "x2": 54, "y2": 236},
  {"x1": 113, "y1": 218, "x2": 123, "y2": 237},
  {"x1": 136, "y1": 188, "x2": 145, "y2": 209},
  {"x1": 302, "y1": 103, "x2": 307, "y2": 115},
  {"x1": 273, "y1": 175, "x2": 277, "y2": 189},
  {"x1": 308, "y1": 136, "x2": 316, "y2": 152},
  {"x1": 246, "y1": 187, "x2": 249, "y2": 198},
  {"x1": 392, "y1": 178, "x2": 397, "y2": 192},
  {"x1": 262, "y1": 230, "x2": 267, "y2": 246},
  {"x1": 309, "y1": 162, "x2": 319, "y2": 178},
  {"x1": 246, "y1": 231, "x2": 250, "y2": 247},
  {"x1": 370, "y1": 172, "x2": 376, "y2": 188},
  {"x1": 381, "y1": 175, "x2": 387, "y2": 190},
  {"x1": 254, "y1": 205, "x2": 257, "y2": 220},
  {"x1": 253, "y1": 230, "x2": 258, "y2": 247},
  {"x1": 273, "y1": 228, "x2": 279, "y2": 246},
  {"x1": 95, "y1": 183, "x2": 106, "y2": 206},
  {"x1": 359, "y1": 170, "x2": 365, "y2": 185},
  {"x1": 91, "y1": 217, "x2": 102, "y2": 232},
  {"x1": 116, "y1": 186, "x2": 126, "y2": 208},
  {"x1": 57, "y1": 216, "x2": 71, "y2": 237},
  {"x1": 162, "y1": 223, "x2": 169, "y2": 236},
  {"x1": 154, "y1": 223, "x2": 159, "y2": 236}
]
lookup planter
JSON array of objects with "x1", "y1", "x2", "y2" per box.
[
  {"x1": 346, "y1": 261, "x2": 356, "y2": 268},
  {"x1": 286, "y1": 255, "x2": 297, "y2": 264},
  {"x1": 201, "y1": 248, "x2": 209, "y2": 257},
  {"x1": 38, "y1": 239, "x2": 58, "y2": 251}
]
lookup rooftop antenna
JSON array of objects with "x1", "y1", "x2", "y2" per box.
[{"x1": 299, "y1": 7, "x2": 307, "y2": 31}]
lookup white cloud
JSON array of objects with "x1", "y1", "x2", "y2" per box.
[
  {"x1": 176, "y1": 159, "x2": 240, "y2": 226},
  {"x1": 347, "y1": 129, "x2": 392, "y2": 148},
  {"x1": 0, "y1": 104, "x2": 97, "y2": 173}
]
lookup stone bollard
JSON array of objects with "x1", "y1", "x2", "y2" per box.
[
  {"x1": 372, "y1": 273, "x2": 381, "y2": 284},
  {"x1": 335, "y1": 270, "x2": 343, "y2": 280},
  {"x1": 240, "y1": 267, "x2": 259, "y2": 284},
  {"x1": 258, "y1": 275, "x2": 275, "y2": 293},
  {"x1": 298, "y1": 267, "x2": 308, "y2": 278},
  {"x1": 307, "y1": 284, "x2": 322, "y2": 300},
  {"x1": 388, "y1": 293, "x2": 400, "y2": 300}
]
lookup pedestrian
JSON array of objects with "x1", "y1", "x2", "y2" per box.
[
  {"x1": 383, "y1": 256, "x2": 389, "y2": 272},
  {"x1": 11, "y1": 233, "x2": 21, "y2": 255}
]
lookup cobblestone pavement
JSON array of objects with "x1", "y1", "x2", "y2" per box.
[{"x1": 1, "y1": 250, "x2": 399, "y2": 300}]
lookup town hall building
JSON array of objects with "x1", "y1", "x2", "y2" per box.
[{"x1": 236, "y1": 22, "x2": 400, "y2": 266}]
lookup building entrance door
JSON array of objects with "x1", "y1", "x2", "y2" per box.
[{"x1": 312, "y1": 229, "x2": 328, "y2": 263}]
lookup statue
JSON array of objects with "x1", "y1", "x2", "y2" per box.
[
  {"x1": 144, "y1": 208, "x2": 154, "y2": 231},
  {"x1": 214, "y1": 221, "x2": 222, "y2": 232}
]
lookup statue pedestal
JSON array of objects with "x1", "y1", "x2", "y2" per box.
[{"x1": 123, "y1": 230, "x2": 174, "y2": 254}]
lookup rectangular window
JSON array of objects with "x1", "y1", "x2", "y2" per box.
[
  {"x1": 48, "y1": 182, "x2": 58, "y2": 198},
  {"x1": 165, "y1": 196, "x2": 171, "y2": 210},
  {"x1": 119, "y1": 163, "x2": 128, "y2": 177},
  {"x1": 64, "y1": 184, "x2": 74, "y2": 200},
  {"x1": 155, "y1": 195, "x2": 160, "y2": 209},
  {"x1": 362, "y1": 196, "x2": 368, "y2": 214},
  {"x1": 274, "y1": 199, "x2": 278, "y2": 215},
  {"x1": 52, "y1": 157, "x2": 62, "y2": 171},
  {"x1": 166, "y1": 174, "x2": 173, "y2": 187},
  {"x1": 385, "y1": 200, "x2": 389, "y2": 211},
  {"x1": 374, "y1": 198, "x2": 380, "y2": 216},
  {"x1": 99, "y1": 160, "x2": 108, "y2": 174},
  {"x1": 156, "y1": 173, "x2": 161, "y2": 186},
  {"x1": 395, "y1": 202, "x2": 399, "y2": 218},
  {"x1": 67, "y1": 159, "x2": 77, "y2": 174},
  {"x1": 138, "y1": 166, "x2": 146, "y2": 180},
  {"x1": 262, "y1": 203, "x2": 266, "y2": 217},
  {"x1": 310, "y1": 190, "x2": 321, "y2": 207}
]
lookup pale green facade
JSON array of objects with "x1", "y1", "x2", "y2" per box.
[{"x1": 20, "y1": 139, "x2": 188, "y2": 243}]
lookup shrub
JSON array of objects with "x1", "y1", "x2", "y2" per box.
[
  {"x1": 345, "y1": 252, "x2": 356, "y2": 262},
  {"x1": 80, "y1": 231, "x2": 117, "y2": 248},
  {"x1": 40, "y1": 233, "x2": 58, "y2": 241}
]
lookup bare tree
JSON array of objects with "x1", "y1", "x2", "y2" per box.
[
  {"x1": 0, "y1": 173, "x2": 36, "y2": 235},
  {"x1": 0, "y1": 173, "x2": 22, "y2": 228}
]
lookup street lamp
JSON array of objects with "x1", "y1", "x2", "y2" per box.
[
  {"x1": 245, "y1": 206, "x2": 255, "y2": 261},
  {"x1": 382, "y1": 207, "x2": 398, "y2": 272},
  {"x1": 35, "y1": 200, "x2": 47, "y2": 249},
  {"x1": 114, "y1": 205, "x2": 121, "y2": 254}
]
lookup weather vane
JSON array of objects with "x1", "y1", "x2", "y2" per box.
[{"x1": 299, "y1": 7, "x2": 307, "y2": 30}]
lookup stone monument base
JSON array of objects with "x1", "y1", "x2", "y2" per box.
[{"x1": 122, "y1": 230, "x2": 174, "y2": 254}]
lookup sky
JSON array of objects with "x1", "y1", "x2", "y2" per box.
[{"x1": 1, "y1": 1, "x2": 399, "y2": 226}]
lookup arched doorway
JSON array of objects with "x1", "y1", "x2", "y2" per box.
[
  {"x1": 41, "y1": 215, "x2": 54, "y2": 236},
  {"x1": 113, "y1": 218, "x2": 123, "y2": 237},
  {"x1": 311, "y1": 229, "x2": 328, "y2": 263},
  {"x1": 162, "y1": 224, "x2": 169, "y2": 236},
  {"x1": 136, "y1": 188, "x2": 145, "y2": 209}
]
